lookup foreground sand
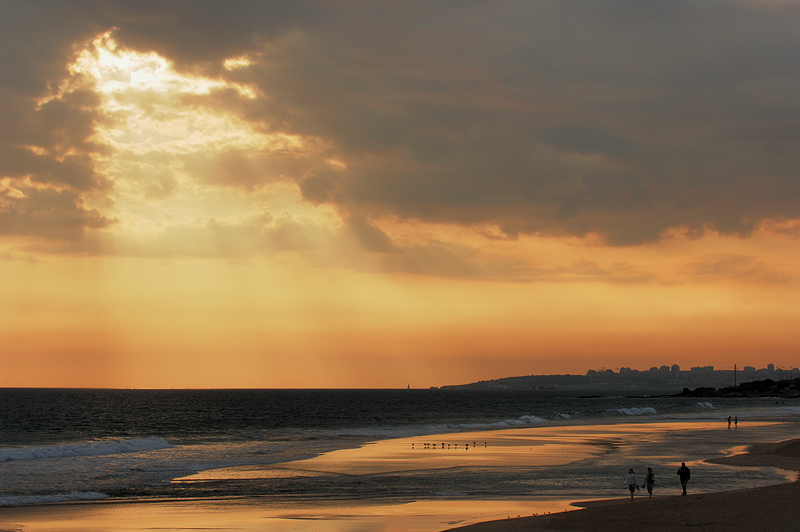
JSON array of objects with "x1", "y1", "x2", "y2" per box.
[{"x1": 446, "y1": 439, "x2": 800, "y2": 532}]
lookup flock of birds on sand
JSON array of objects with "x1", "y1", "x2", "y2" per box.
[{"x1": 411, "y1": 441, "x2": 487, "y2": 449}]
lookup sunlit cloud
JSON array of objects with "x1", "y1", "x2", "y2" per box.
[
  {"x1": 29, "y1": 29, "x2": 352, "y2": 260},
  {"x1": 47, "y1": 31, "x2": 258, "y2": 105},
  {"x1": 223, "y1": 55, "x2": 253, "y2": 71}
]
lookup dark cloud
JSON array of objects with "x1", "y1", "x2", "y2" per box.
[
  {"x1": 1, "y1": 0, "x2": 798, "y2": 250},
  {"x1": 91, "y1": 0, "x2": 321, "y2": 74},
  {"x1": 0, "y1": 2, "x2": 111, "y2": 244},
  {"x1": 227, "y1": 1, "x2": 799, "y2": 245},
  {"x1": 0, "y1": 185, "x2": 112, "y2": 241}
]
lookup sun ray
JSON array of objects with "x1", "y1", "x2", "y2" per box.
[{"x1": 32, "y1": 29, "x2": 349, "y2": 260}]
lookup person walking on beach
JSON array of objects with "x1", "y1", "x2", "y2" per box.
[
  {"x1": 677, "y1": 462, "x2": 690, "y2": 495},
  {"x1": 624, "y1": 468, "x2": 638, "y2": 501},
  {"x1": 642, "y1": 467, "x2": 655, "y2": 497},
  {"x1": 727, "y1": 416, "x2": 731, "y2": 429}
]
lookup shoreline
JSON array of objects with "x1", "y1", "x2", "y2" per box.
[
  {"x1": 445, "y1": 437, "x2": 800, "y2": 532},
  {"x1": 1, "y1": 423, "x2": 798, "y2": 532}
]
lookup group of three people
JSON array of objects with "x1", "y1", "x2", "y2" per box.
[{"x1": 624, "y1": 462, "x2": 690, "y2": 500}]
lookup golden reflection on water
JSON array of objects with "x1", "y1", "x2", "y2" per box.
[
  {"x1": 1, "y1": 422, "x2": 779, "y2": 532},
  {"x1": 183, "y1": 421, "x2": 770, "y2": 479}
]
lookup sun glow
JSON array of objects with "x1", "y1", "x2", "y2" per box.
[
  {"x1": 71, "y1": 31, "x2": 258, "y2": 101},
  {"x1": 66, "y1": 31, "x2": 296, "y2": 160},
  {"x1": 37, "y1": 30, "x2": 345, "y2": 257}
]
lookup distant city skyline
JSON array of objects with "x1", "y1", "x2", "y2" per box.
[
  {"x1": 590, "y1": 362, "x2": 798, "y2": 377},
  {"x1": 447, "y1": 363, "x2": 799, "y2": 391}
]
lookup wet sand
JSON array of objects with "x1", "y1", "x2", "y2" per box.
[
  {"x1": 0, "y1": 498, "x2": 572, "y2": 532},
  {"x1": 446, "y1": 438, "x2": 800, "y2": 532},
  {"x1": 0, "y1": 423, "x2": 795, "y2": 532}
]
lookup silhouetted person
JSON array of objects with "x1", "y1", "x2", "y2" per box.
[
  {"x1": 625, "y1": 468, "x2": 638, "y2": 501},
  {"x1": 727, "y1": 416, "x2": 731, "y2": 429},
  {"x1": 642, "y1": 467, "x2": 655, "y2": 497},
  {"x1": 677, "y1": 462, "x2": 690, "y2": 495},
  {"x1": 734, "y1": 416, "x2": 738, "y2": 428}
]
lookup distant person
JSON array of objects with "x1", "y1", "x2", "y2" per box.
[
  {"x1": 642, "y1": 467, "x2": 655, "y2": 497},
  {"x1": 677, "y1": 462, "x2": 690, "y2": 495},
  {"x1": 727, "y1": 416, "x2": 731, "y2": 429},
  {"x1": 624, "y1": 468, "x2": 638, "y2": 501},
  {"x1": 734, "y1": 416, "x2": 738, "y2": 428}
]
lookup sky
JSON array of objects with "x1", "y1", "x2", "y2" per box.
[{"x1": 1, "y1": 0, "x2": 799, "y2": 388}]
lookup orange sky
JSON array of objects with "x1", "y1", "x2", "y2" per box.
[{"x1": 1, "y1": 3, "x2": 798, "y2": 388}]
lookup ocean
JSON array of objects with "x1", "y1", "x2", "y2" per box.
[{"x1": 1, "y1": 388, "x2": 798, "y2": 511}]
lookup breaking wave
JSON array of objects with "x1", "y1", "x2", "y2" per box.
[
  {"x1": 0, "y1": 437, "x2": 174, "y2": 462},
  {"x1": 611, "y1": 407, "x2": 658, "y2": 416}
]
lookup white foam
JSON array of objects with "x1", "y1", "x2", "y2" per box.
[
  {"x1": 0, "y1": 491, "x2": 109, "y2": 506},
  {"x1": 613, "y1": 407, "x2": 657, "y2": 416},
  {"x1": 695, "y1": 402, "x2": 715, "y2": 408},
  {"x1": 324, "y1": 414, "x2": 553, "y2": 440},
  {"x1": 0, "y1": 437, "x2": 174, "y2": 462},
  {"x1": 519, "y1": 414, "x2": 549, "y2": 424}
]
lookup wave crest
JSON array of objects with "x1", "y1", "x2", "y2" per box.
[
  {"x1": 0, "y1": 437, "x2": 174, "y2": 462},
  {"x1": 611, "y1": 407, "x2": 657, "y2": 416}
]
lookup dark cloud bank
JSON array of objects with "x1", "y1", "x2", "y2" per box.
[{"x1": 1, "y1": 0, "x2": 798, "y2": 250}]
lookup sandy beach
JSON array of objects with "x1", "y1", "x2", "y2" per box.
[
  {"x1": 446, "y1": 438, "x2": 800, "y2": 532},
  {"x1": 1, "y1": 424, "x2": 797, "y2": 532}
]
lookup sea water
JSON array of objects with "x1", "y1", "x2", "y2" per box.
[{"x1": 1, "y1": 389, "x2": 798, "y2": 507}]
